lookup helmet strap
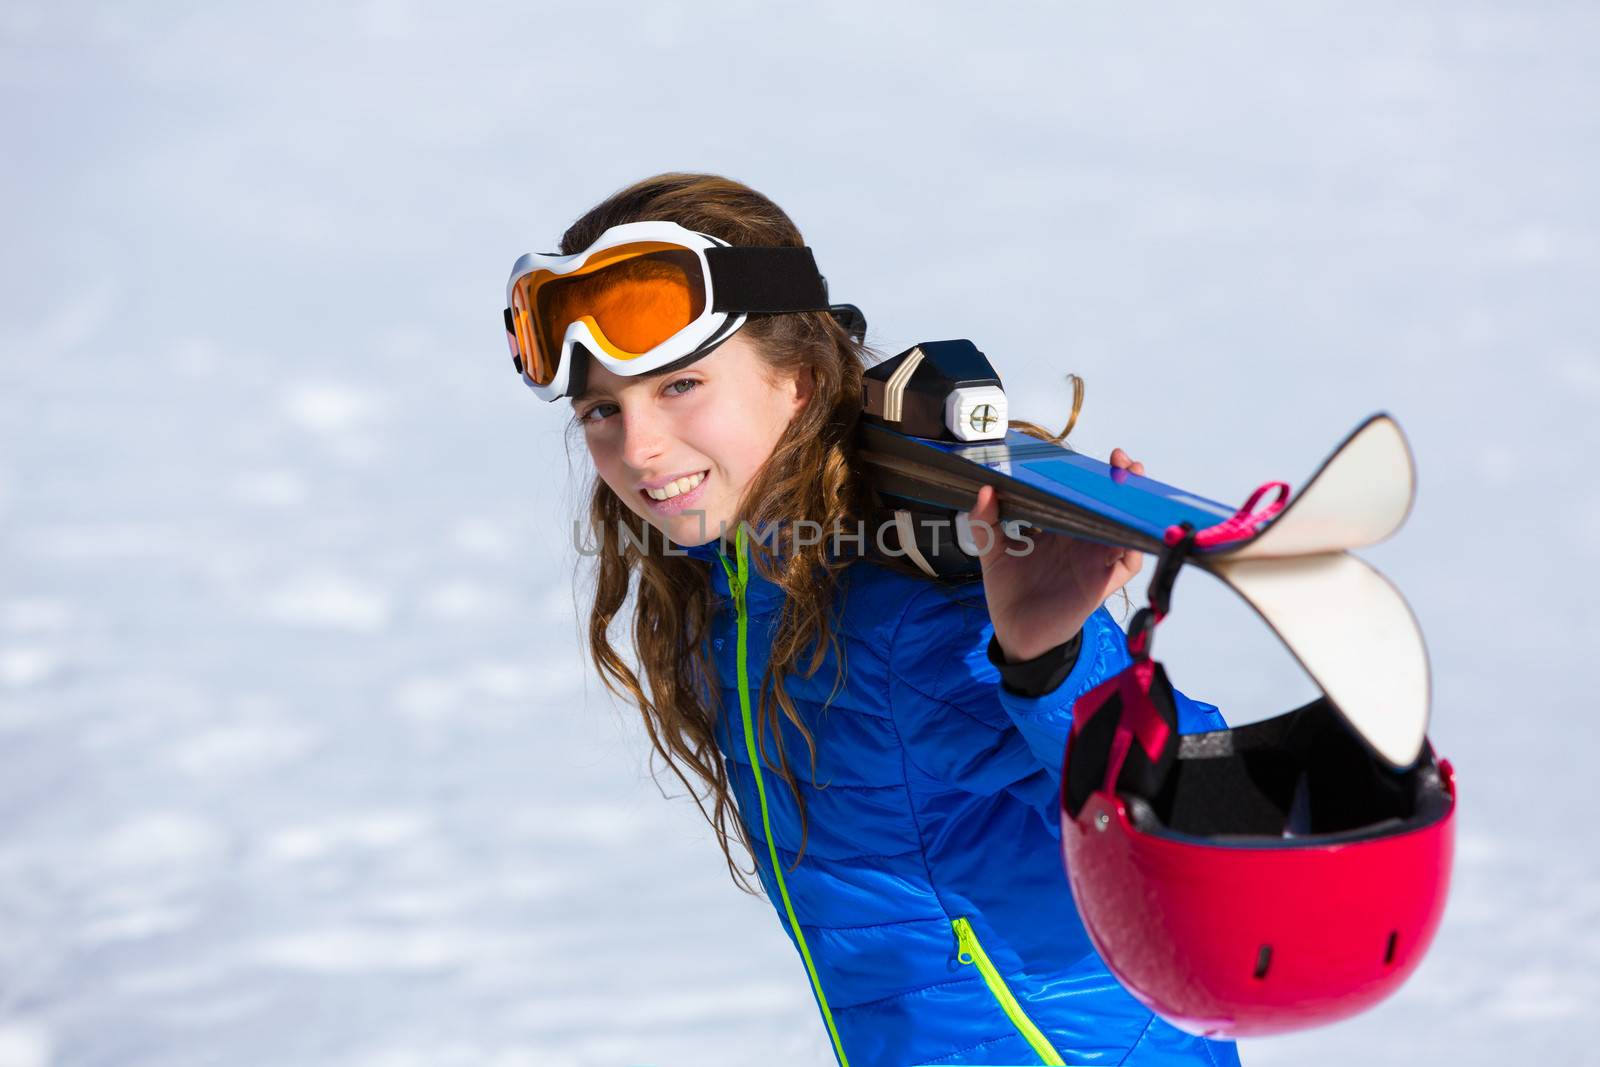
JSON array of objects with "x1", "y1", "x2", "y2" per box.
[{"x1": 1126, "y1": 523, "x2": 1197, "y2": 660}]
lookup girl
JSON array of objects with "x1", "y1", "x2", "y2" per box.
[{"x1": 506, "y1": 173, "x2": 1241, "y2": 1066}]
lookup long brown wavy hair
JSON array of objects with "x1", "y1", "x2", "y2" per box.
[
  {"x1": 567, "y1": 173, "x2": 872, "y2": 892},
  {"x1": 564, "y1": 173, "x2": 1088, "y2": 892}
]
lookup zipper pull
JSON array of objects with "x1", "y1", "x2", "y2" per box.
[
  {"x1": 953, "y1": 916, "x2": 977, "y2": 965},
  {"x1": 719, "y1": 561, "x2": 745, "y2": 603},
  {"x1": 718, "y1": 551, "x2": 743, "y2": 596}
]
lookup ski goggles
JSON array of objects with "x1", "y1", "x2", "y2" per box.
[{"x1": 503, "y1": 220, "x2": 862, "y2": 402}]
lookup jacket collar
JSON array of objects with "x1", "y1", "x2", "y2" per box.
[
  {"x1": 678, "y1": 538, "x2": 725, "y2": 563},
  {"x1": 672, "y1": 523, "x2": 808, "y2": 613}
]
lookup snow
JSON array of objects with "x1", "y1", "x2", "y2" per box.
[{"x1": 1, "y1": 2, "x2": 1593, "y2": 1063}]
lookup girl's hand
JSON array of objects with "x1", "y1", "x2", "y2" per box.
[{"x1": 969, "y1": 448, "x2": 1146, "y2": 663}]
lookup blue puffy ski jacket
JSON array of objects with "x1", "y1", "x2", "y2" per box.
[{"x1": 680, "y1": 529, "x2": 1242, "y2": 1067}]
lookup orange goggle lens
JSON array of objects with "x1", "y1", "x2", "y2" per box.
[{"x1": 510, "y1": 243, "x2": 708, "y2": 387}]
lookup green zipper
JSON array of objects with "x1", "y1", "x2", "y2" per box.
[
  {"x1": 952, "y1": 916, "x2": 1066, "y2": 1065},
  {"x1": 719, "y1": 525, "x2": 850, "y2": 1067}
]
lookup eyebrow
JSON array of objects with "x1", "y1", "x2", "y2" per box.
[{"x1": 568, "y1": 365, "x2": 691, "y2": 408}]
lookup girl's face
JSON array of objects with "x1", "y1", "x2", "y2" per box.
[{"x1": 575, "y1": 334, "x2": 812, "y2": 547}]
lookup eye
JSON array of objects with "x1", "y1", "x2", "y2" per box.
[
  {"x1": 664, "y1": 377, "x2": 700, "y2": 397},
  {"x1": 578, "y1": 401, "x2": 618, "y2": 423}
]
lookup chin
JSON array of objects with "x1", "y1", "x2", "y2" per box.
[
  {"x1": 623, "y1": 496, "x2": 731, "y2": 549},
  {"x1": 665, "y1": 516, "x2": 724, "y2": 546}
]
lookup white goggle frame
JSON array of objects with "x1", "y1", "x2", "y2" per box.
[{"x1": 504, "y1": 221, "x2": 745, "y2": 403}]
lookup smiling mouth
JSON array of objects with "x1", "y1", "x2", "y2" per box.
[{"x1": 642, "y1": 470, "x2": 709, "y2": 501}]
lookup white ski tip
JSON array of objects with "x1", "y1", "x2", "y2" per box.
[{"x1": 1228, "y1": 414, "x2": 1416, "y2": 559}]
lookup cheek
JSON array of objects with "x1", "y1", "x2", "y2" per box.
[
  {"x1": 751, "y1": 391, "x2": 795, "y2": 458},
  {"x1": 710, "y1": 408, "x2": 771, "y2": 478},
  {"x1": 713, "y1": 388, "x2": 791, "y2": 479},
  {"x1": 584, "y1": 434, "x2": 635, "y2": 505},
  {"x1": 581, "y1": 432, "x2": 610, "y2": 474}
]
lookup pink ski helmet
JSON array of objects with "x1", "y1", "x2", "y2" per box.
[{"x1": 1060, "y1": 651, "x2": 1456, "y2": 1038}]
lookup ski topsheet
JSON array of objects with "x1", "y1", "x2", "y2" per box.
[
  {"x1": 860, "y1": 424, "x2": 1237, "y2": 554},
  {"x1": 856, "y1": 341, "x2": 1430, "y2": 769},
  {"x1": 859, "y1": 412, "x2": 1415, "y2": 560}
]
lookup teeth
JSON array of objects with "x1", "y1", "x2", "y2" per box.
[{"x1": 645, "y1": 470, "x2": 706, "y2": 501}]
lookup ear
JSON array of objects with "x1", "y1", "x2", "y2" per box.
[{"x1": 792, "y1": 364, "x2": 816, "y2": 411}]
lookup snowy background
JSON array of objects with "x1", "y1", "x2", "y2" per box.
[{"x1": 2, "y1": 2, "x2": 1595, "y2": 1065}]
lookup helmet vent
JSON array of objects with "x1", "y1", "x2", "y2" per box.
[
  {"x1": 1253, "y1": 945, "x2": 1272, "y2": 980},
  {"x1": 1384, "y1": 931, "x2": 1399, "y2": 966}
]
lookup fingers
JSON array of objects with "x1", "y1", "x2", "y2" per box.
[
  {"x1": 1105, "y1": 546, "x2": 1144, "y2": 597},
  {"x1": 1110, "y1": 447, "x2": 1146, "y2": 477},
  {"x1": 1120, "y1": 550, "x2": 1145, "y2": 585},
  {"x1": 969, "y1": 486, "x2": 1002, "y2": 563},
  {"x1": 971, "y1": 484, "x2": 997, "y2": 525},
  {"x1": 1103, "y1": 545, "x2": 1143, "y2": 573}
]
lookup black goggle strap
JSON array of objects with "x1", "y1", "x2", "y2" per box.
[
  {"x1": 703, "y1": 246, "x2": 867, "y2": 340},
  {"x1": 705, "y1": 246, "x2": 829, "y2": 312}
]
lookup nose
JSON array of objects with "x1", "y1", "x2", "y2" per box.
[{"x1": 618, "y1": 402, "x2": 669, "y2": 472}]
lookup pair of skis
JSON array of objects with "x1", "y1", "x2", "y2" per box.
[{"x1": 857, "y1": 340, "x2": 1428, "y2": 770}]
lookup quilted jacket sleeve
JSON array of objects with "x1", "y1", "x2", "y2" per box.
[{"x1": 886, "y1": 581, "x2": 1228, "y2": 837}]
